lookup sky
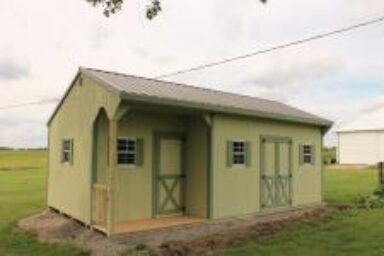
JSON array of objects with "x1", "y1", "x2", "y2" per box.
[{"x1": 1, "y1": 0, "x2": 384, "y2": 148}]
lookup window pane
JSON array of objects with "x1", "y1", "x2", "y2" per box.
[
  {"x1": 233, "y1": 142, "x2": 245, "y2": 153},
  {"x1": 63, "y1": 152, "x2": 70, "y2": 162},
  {"x1": 303, "y1": 155, "x2": 312, "y2": 164},
  {"x1": 117, "y1": 139, "x2": 128, "y2": 151},
  {"x1": 118, "y1": 153, "x2": 136, "y2": 164},
  {"x1": 233, "y1": 154, "x2": 245, "y2": 164},
  {"x1": 63, "y1": 140, "x2": 71, "y2": 150},
  {"x1": 303, "y1": 145, "x2": 312, "y2": 154}
]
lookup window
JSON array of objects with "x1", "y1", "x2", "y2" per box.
[
  {"x1": 301, "y1": 144, "x2": 314, "y2": 165},
  {"x1": 233, "y1": 141, "x2": 246, "y2": 165},
  {"x1": 61, "y1": 139, "x2": 73, "y2": 164},
  {"x1": 227, "y1": 140, "x2": 250, "y2": 167},
  {"x1": 117, "y1": 138, "x2": 143, "y2": 165}
]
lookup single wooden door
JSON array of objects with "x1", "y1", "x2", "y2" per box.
[
  {"x1": 261, "y1": 137, "x2": 292, "y2": 209},
  {"x1": 154, "y1": 133, "x2": 186, "y2": 216}
]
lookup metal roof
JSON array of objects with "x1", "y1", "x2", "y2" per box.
[{"x1": 48, "y1": 67, "x2": 333, "y2": 127}]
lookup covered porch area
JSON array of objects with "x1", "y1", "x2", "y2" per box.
[{"x1": 90, "y1": 102, "x2": 212, "y2": 235}]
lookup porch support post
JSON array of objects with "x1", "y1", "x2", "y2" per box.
[
  {"x1": 203, "y1": 113, "x2": 214, "y2": 219},
  {"x1": 106, "y1": 105, "x2": 130, "y2": 236},
  {"x1": 106, "y1": 118, "x2": 117, "y2": 236}
]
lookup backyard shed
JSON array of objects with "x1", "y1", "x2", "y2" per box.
[
  {"x1": 47, "y1": 67, "x2": 332, "y2": 235},
  {"x1": 337, "y1": 106, "x2": 384, "y2": 165}
]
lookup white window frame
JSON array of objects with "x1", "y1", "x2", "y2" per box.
[
  {"x1": 117, "y1": 137, "x2": 137, "y2": 166},
  {"x1": 302, "y1": 144, "x2": 314, "y2": 165},
  {"x1": 61, "y1": 139, "x2": 73, "y2": 164},
  {"x1": 232, "y1": 140, "x2": 246, "y2": 166}
]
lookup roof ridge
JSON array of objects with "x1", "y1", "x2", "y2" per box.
[{"x1": 81, "y1": 66, "x2": 285, "y2": 106}]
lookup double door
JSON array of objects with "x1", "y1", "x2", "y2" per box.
[{"x1": 260, "y1": 137, "x2": 292, "y2": 209}]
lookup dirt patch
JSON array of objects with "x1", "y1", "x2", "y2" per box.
[
  {"x1": 18, "y1": 206, "x2": 343, "y2": 256},
  {"x1": 156, "y1": 206, "x2": 341, "y2": 256},
  {"x1": 18, "y1": 209, "x2": 129, "y2": 256}
]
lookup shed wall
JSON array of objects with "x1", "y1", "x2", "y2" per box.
[
  {"x1": 186, "y1": 117, "x2": 208, "y2": 217},
  {"x1": 211, "y1": 114, "x2": 322, "y2": 219},
  {"x1": 115, "y1": 111, "x2": 192, "y2": 222},
  {"x1": 48, "y1": 76, "x2": 120, "y2": 224}
]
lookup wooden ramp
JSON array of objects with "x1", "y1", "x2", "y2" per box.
[{"x1": 114, "y1": 216, "x2": 205, "y2": 234}]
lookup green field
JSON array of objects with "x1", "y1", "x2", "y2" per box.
[
  {"x1": 0, "y1": 150, "x2": 382, "y2": 255},
  {"x1": 0, "y1": 150, "x2": 86, "y2": 256},
  {"x1": 0, "y1": 150, "x2": 48, "y2": 171}
]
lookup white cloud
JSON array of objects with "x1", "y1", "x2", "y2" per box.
[{"x1": 1, "y1": 0, "x2": 383, "y2": 147}]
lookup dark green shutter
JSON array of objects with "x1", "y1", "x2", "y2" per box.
[
  {"x1": 70, "y1": 139, "x2": 74, "y2": 165},
  {"x1": 60, "y1": 140, "x2": 64, "y2": 163},
  {"x1": 245, "y1": 141, "x2": 251, "y2": 167},
  {"x1": 311, "y1": 145, "x2": 315, "y2": 165},
  {"x1": 227, "y1": 141, "x2": 233, "y2": 167},
  {"x1": 136, "y1": 138, "x2": 144, "y2": 166},
  {"x1": 299, "y1": 144, "x2": 303, "y2": 165}
]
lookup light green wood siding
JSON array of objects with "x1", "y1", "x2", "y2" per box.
[
  {"x1": 186, "y1": 117, "x2": 208, "y2": 218},
  {"x1": 211, "y1": 114, "x2": 322, "y2": 219},
  {"x1": 115, "y1": 111, "x2": 188, "y2": 222},
  {"x1": 48, "y1": 76, "x2": 121, "y2": 224},
  {"x1": 113, "y1": 112, "x2": 208, "y2": 222}
]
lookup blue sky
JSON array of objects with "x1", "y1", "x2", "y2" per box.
[{"x1": 1, "y1": 0, "x2": 384, "y2": 147}]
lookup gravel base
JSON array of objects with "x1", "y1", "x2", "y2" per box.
[{"x1": 18, "y1": 204, "x2": 338, "y2": 256}]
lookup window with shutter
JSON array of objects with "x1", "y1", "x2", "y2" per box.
[
  {"x1": 227, "y1": 140, "x2": 250, "y2": 167},
  {"x1": 300, "y1": 144, "x2": 314, "y2": 165},
  {"x1": 61, "y1": 139, "x2": 73, "y2": 164},
  {"x1": 117, "y1": 137, "x2": 144, "y2": 166}
]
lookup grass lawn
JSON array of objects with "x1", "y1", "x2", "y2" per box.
[
  {"x1": 324, "y1": 166, "x2": 377, "y2": 205},
  {"x1": 218, "y1": 166, "x2": 382, "y2": 256},
  {"x1": 0, "y1": 150, "x2": 86, "y2": 256},
  {"x1": 0, "y1": 150, "x2": 382, "y2": 256}
]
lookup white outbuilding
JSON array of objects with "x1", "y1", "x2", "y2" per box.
[{"x1": 337, "y1": 107, "x2": 384, "y2": 165}]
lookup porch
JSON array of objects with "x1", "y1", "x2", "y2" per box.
[{"x1": 90, "y1": 103, "x2": 212, "y2": 235}]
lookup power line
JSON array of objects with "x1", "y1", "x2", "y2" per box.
[
  {"x1": 1, "y1": 15, "x2": 383, "y2": 111},
  {"x1": 0, "y1": 99, "x2": 59, "y2": 111},
  {"x1": 155, "y1": 15, "x2": 384, "y2": 79}
]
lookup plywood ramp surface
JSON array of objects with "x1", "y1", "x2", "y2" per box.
[{"x1": 114, "y1": 216, "x2": 205, "y2": 234}]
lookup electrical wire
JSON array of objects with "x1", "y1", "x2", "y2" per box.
[{"x1": 155, "y1": 15, "x2": 384, "y2": 79}]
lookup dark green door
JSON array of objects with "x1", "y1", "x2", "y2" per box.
[
  {"x1": 154, "y1": 133, "x2": 186, "y2": 216},
  {"x1": 260, "y1": 137, "x2": 292, "y2": 209}
]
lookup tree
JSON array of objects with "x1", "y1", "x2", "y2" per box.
[{"x1": 86, "y1": 0, "x2": 267, "y2": 19}]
